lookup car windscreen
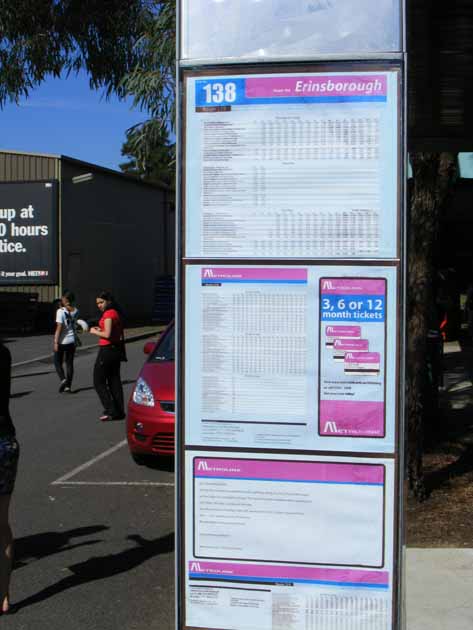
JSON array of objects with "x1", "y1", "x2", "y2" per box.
[{"x1": 149, "y1": 326, "x2": 174, "y2": 362}]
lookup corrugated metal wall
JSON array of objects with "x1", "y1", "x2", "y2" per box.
[
  {"x1": 0, "y1": 151, "x2": 59, "y2": 182},
  {"x1": 0, "y1": 151, "x2": 60, "y2": 302}
]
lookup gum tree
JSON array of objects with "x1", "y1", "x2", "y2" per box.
[{"x1": 0, "y1": 0, "x2": 146, "y2": 102}]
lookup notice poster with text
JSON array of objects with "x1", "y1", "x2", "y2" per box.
[
  {"x1": 184, "y1": 264, "x2": 397, "y2": 453},
  {"x1": 184, "y1": 69, "x2": 399, "y2": 259},
  {"x1": 184, "y1": 450, "x2": 395, "y2": 630}
]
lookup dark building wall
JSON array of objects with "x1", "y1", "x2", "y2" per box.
[
  {"x1": 0, "y1": 151, "x2": 60, "y2": 305},
  {"x1": 60, "y1": 158, "x2": 173, "y2": 323}
]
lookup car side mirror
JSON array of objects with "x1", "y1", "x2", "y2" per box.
[{"x1": 143, "y1": 342, "x2": 156, "y2": 355}]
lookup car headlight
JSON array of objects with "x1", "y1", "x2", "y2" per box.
[{"x1": 133, "y1": 377, "x2": 155, "y2": 407}]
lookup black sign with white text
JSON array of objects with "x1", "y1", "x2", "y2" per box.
[{"x1": 0, "y1": 181, "x2": 58, "y2": 285}]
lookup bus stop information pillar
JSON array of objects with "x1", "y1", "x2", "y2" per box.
[{"x1": 176, "y1": 2, "x2": 406, "y2": 629}]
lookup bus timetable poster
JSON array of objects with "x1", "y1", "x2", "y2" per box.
[{"x1": 184, "y1": 69, "x2": 400, "y2": 260}]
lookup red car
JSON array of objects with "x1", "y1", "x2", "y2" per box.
[{"x1": 127, "y1": 323, "x2": 175, "y2": 464}]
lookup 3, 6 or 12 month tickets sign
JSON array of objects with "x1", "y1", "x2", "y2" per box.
[
  {"x1": 184, "y1": 451, "x2": 396, "y2": 630},
  {"x1": 319, "y1": 277, "x2": 387, "y2": 438},
  {"x1": 184, "y1": 264, "x2": 397, "y2": 454},
  {"x1": 184, "y1": 69, "x2": 400, "y2": 260}
]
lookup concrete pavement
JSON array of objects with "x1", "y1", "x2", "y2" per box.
[{"x1": 406, "y1": 549, "x2": 473, "y2": 630}]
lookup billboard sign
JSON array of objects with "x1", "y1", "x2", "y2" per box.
[{"x1": 0, "y1": 181, "x2": 58, "y2": 285}]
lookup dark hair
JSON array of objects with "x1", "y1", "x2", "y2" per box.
[
  {"x1": 62, "y1": 290, "x2": 75, "y2": 304},
  {"x1": 97, "y1": 291, "x2": 123, "y2": 316},
  {"x1": 97, "y1": 291, "x2": 114, "y2": 304}
]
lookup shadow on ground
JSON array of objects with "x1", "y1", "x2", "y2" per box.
[
  {"x1": 14, "y1": 525, "x2": 109, "y2": 569},
  {"x1": 10, "y1": 391, "x2": 33, "y2": 399},
  {"x1": 14, "y1": 531, "x2": 174, "y2": 611},
  {"x1": 137, "y1": 456, "x2": 175, "y2": 473},
  {"x1": 71, "y1": 379, "x2": 136, "y2": 395}
]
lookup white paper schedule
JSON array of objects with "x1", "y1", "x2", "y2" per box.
[{"x1": 185, "y1": 70, "x2": 399, "y2": 259}]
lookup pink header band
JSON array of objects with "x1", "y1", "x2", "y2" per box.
[
  {"x1": 320, "y1": 278, "x2": 386, "y2": 295},
  {"x1": 246, "y1": 75, "x2": 387, "y2": 99},
  {"x1": 188, "y1": 561, "x2": 389, "y2": 586},
  {"x1": 201, "y1": 267, "x2": 307, "y2": 281},
  {"x1": 194, "y1": 458, "x2": 384, "y2": 485}
]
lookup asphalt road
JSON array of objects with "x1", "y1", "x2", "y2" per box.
[{"x1": 5, "y1": 340, "x2": 175, "y2": 629}]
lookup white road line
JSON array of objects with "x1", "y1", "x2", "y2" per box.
[
  {"x1": 12, "y1": 329, "x2": 163, "y2": 368},
  {"x1": 12, "y1": 343, "x2": 98, "y2": 368},
  {"x1": 51, "y1": 439, "x2": 127, "y2": 485},
  {"x1": 54, "y1": 481, "x2": 175, "y2": 487}
]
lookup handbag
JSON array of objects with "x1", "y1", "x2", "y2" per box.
[{"x1": 118, "y1": 332, "x2": 128, "y2": 362}]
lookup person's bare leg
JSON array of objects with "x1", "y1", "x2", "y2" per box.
[{"x1": 0, "y1": 495, "x2": 13, "y2": 612}]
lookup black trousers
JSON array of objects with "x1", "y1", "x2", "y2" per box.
[
  {"x1": 54, "y1": 343, "x2": 76, "y2": 386},
  {"x1": 93, "y1": 346, "x2": 124, "y2": 417}
]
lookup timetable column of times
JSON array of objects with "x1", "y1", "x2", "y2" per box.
[{"x1": 200, "y1": 268, "x2": 308, "y2": 425}]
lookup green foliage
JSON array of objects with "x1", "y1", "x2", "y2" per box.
[
  {"x1": 119, "y1": 1, "x2": 176, "y2": 169},
  {"x1": 0, "y1": 0, "x2": 146, "y2": 105},
  {"x1": 119, "y1": 123, "x2": 175, "y2": 187}
]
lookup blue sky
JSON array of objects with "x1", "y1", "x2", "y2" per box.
[{"x1": 0, "y1": 70, "x2": 146, "y2": 171}]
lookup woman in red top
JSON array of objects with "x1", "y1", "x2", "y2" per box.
[{"x1": 90, "y1": 292, "x2": 125, "y2": 421}]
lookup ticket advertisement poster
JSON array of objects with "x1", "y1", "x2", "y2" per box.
[
  {"x1": 183, "y1": 450, "x2": 395, "y2": 630},
  {"x1": 184, "y1": 264, "x2": 397, "y2": 454},
  {"x1": 319, "y1": 277, "x2": 387, "y2": 438},
  {"x1": 184, "y1": 69, "x2": 399, "y2": 260}
]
